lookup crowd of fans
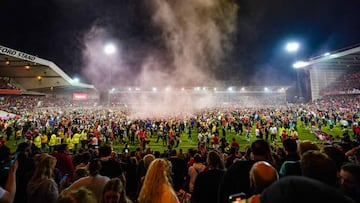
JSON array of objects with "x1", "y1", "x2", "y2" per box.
[
  {"x1": 0, "y1": 94, "x2": 359, "y2": 203},
  {"x1": 320, "y1": 69, "x2": 360, "y2": 94},
  {"x1": 0, "y1": 78, "x2": 18, "y2": 90},
  {"x1": 109, "y1": 91, "x2": 287, "y2": 109},
  {"x1": 0, "y1": 95, "x2": 98, "y2": 116}
]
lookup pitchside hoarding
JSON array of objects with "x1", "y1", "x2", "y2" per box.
[{"x1": 72, "y1": 93, "x2": 88, "y2": 101}]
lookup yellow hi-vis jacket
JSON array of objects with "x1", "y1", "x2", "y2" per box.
[
  {"x1": 72, "y1": 133, "x2": 81, "y2": 144},
  {"x1": 80, "y1": 130, "x2": 88, "y2": 141},
  {"x1": 49, "y1": 134, "x2": 57, "y2": 146},
  {"x1": 66, "y1": 137, "x2": 74, "y2": 150},
  {"x1": 34, "y1": 135, "x2": 41, "y2": 148}
]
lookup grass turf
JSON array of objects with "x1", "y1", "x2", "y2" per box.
[{"x1": 3, "y1": 120, "x2": 352, "y2": 154}]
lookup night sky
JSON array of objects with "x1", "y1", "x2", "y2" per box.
[{"x1": 1, "y1": 0, "x2": 360, "y2": 87}]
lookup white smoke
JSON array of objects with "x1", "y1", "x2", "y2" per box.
[{"x1": 81, "y1": 0, "x2": 238, "y2": 118}]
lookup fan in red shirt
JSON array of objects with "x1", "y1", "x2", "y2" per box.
[
  {"x1": 168, "y1": 129, "x2": 175, "y2": 148},
  {"x1": 138, "y1": 128, "x2": 147, "y2": 150},
  {"x1": 0, "y1": 135, "x2": 6, "y2": 146},
  {"x1": 230, "y1": 138, "x2": 240, "y2": 151},
  {"x1": 281, "y1": 130, "x2": 288, "y2": 142},
  {"x1": 52, "y1": 144, "x2": 75, "y2": 182},
  {"x1": 221, "y1": 117, "x2": 227, "y2": 127},
  {"x1": 212, "y1": 134, "x2": 220, "y2": 150}
]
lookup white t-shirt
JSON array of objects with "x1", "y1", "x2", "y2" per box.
[
  {"x1": 61, "y1": 175, "x2": 110, "y2": 202},
  {"x1": 255, "y1": 128, "x2": 260, "y2": 136},
  {"x1": 270, "y1": 126, "x2": 277, "y2": 135},
  {"x1": 91, "y1": 137, "x2": 98, "y2": 146}
]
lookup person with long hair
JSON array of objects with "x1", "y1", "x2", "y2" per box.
[
  {"x1": 138, "y1": 158, "x2": 179, "y2": 203},
  {"x1": 102, "y1": 178, "x2": 132, "y2": 203},
  {"x1": 27, "y1": 153, "x2": 58, "y2": 203}
]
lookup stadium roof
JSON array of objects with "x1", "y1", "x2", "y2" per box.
[
  {"x1": 299, "y1": 43, "x2": 360, "y2": 69},
  {"x1": 0, "y1": 44, "x2": 96, "y2": 95}
]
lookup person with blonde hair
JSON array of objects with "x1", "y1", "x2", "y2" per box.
[
  {"x1": 56, "y1": 187, "x2": 97, "y2": 203},
  {"x1": 27, "y1": 153, "x2": 59, "y2": 203},
  {"x1": 138, "y1": 158, "x2": 179, "y2": 203},
  {"x1": 102, "y1": 178, "x2": 132, "y2": 203}
]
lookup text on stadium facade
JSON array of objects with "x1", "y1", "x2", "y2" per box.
[{"x1": 0, "y1": 46, "x2": 37, "y2": 61}]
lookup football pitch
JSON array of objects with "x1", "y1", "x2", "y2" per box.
[{"x1": 4, "y1": 120, "x2": 350, "y2": 154}]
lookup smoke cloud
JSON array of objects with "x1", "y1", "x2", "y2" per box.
[
  {"x1": 149, "y1": 0, "x2": 238, "y2": 85},
  {"x1": 82, "y1": 0, "x2": 238, "y2": 118}
]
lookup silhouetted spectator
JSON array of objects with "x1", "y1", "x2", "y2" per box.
[
  {"x1": 218, "y1": 140, "x2": 274, "y2": 203},
  {"x1": 339, "y1": 163, "x2": 360, "y2": 202},
  {"x1": 249, "y1": 176, "x2": 356, "y2": 203},
  {"x1": 168, "y1": 149, "x2": 187, "y2": 191},
  {"x1": 300, "y1": 150, "x2": 337, "y2": 187},
  {"x1": 192, "y1": 151, "x2": 225, "y2": 203}
]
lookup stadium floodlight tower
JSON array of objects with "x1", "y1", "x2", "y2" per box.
[
  {"x1": 285, "y1": 41, "x2": 302, "y2": 102},
  {"x1": 104, "y1": 43, "x2": 117, "y2": 106}
]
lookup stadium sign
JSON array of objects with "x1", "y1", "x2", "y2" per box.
[
  {"x1": 73, "y1": 93, "x2": 88, "y2": 101},
  {"x1": 0, "y1": 45, "x2": 37, "y2": 61}
]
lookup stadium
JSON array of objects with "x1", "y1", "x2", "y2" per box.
[
  {"x1": 1, "y1": 43, "x2": 360, "y2": 108},
  {"x1": 1, "y1": 43, "x2": 360, "y2": 203}
]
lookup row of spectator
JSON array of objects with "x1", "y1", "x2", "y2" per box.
[{"x1": 1, "y1": 137, "x2": 360, "y2": 203}]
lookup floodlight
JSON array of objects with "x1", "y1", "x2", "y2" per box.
[
  {"x1": 285, "y1": 42, "x2": 300, "y2": 53},
  {"x1": 293, "y1": 61, "x2": 309, "y2": 68},
  {"x1": 104, "y1": 43, "x2": 116, "y2": 55},
  {"x1": 72, "y1": 78, "x2": 80, "y2": 83},
  {"x1": 5, "y1": 58, "x2": 10, "y2": 65}
]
